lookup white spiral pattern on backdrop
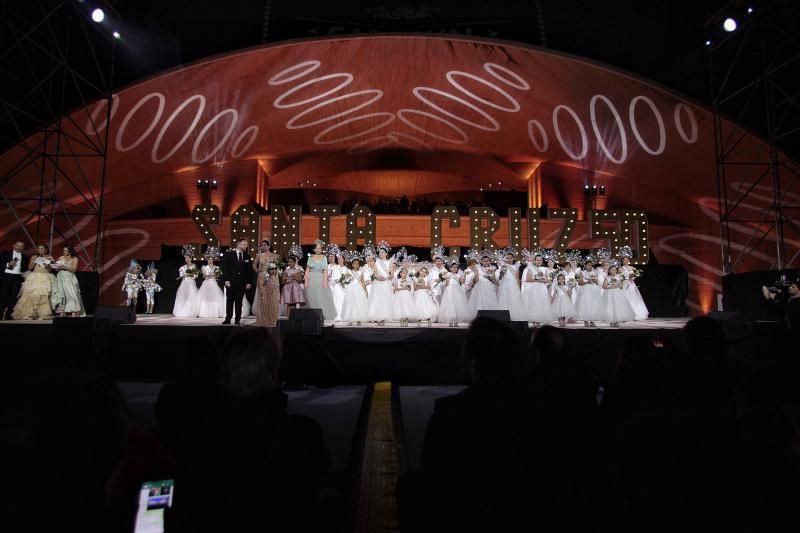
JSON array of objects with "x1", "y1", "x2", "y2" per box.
[
  {"x1": 107, "y1": 85, "x2": 260, "y2": 163},
  {"x1": 269, "y1": 60, "x2": 395, "y2": 147}
]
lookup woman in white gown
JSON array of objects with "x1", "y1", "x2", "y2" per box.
[
  {"x1": 340, "y1": 256, "x2": 369, "y2": 324},
  {"x1": 367, "y1": 242, "x2": 395, "y2": 322},
  {"x1": 521, "y1": 253, "x2": 554, "y2": 324},
  {"x1": 467, "y1": 251, "x2": 499, "y2": 315},
  {"x1": 620, "y1": 255, "x2": 649, "y2": 320},
  {"x1": 496, "y1": 250, "x2": 525, "y2": 321},
  {"x1": 328, "y1": 251, "x2": 346, "y2": 321},
  {"x1": 173, "y1": 251, "x2": 199, "y2": 317},
  {"x1": 438, "y1": 260, "x2": 473, "y2": 324},
  {"x1": 603, "y1": 264, "x2": 636, "y2": 326},
  {"x1": 550, "y1": 272, "x2": 576, "y2": 327},
  {"x1": 197, "y1": 251, "x2": 226, "y2": 318},
  {"x1": 575, "y1": 258, "x2": 605, "y2": 327},
  {"x1": 393, "y1": 267, "x2": 417, "y2": 322},
  {"x1": 412, "y1": 266, "x2": 439, "y2": 323}
]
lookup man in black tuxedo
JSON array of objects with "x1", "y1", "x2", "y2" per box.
[
  {"x1": 0, "y1": 241, "x2": 27, "y2": 320},
  {"x1": 222, "y1": 239, "x2": 253, "y2": 324}
]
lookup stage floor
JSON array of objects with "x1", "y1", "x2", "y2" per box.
[
  {"x1": 1, "y1": 314, "x2": 690, "y2": 330},
  {"x1": 3, "y1": 315, "x2": 690, "y2": 384}
]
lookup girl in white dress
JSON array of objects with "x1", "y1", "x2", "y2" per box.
[
  {"x1": 197, "y1": 252, "x2": 225, "y2": 318},
  {"x1": 367, "y1": 243, "x2": 395, "y2": 323},
  {"x1": 413, "y1": 266, "x2": 439, "y2": 323},
  {"x1": 603, "y1": 264, "x2": 636, "y2": 326},
  {"x1": 563, "y1": 260, "x2": 580, "y2": 305},
  {"x1": 363, "y1": 253, "x2": 375, "y2": 298},
  {"x1": 521, "y1": 254, "x2": 554, "y2": 324},
  {"x1": 173, "y1": 252, "x2": 199, "y2": 317},
  {"x1": 496, "y1": 250, "x2": 525, "y2": 321},
  {"x1": 438, "y1": 260, "x2": 473, "y2": 325},
  {"x1": 551, "y1": 273, "x2": 577, "y2": 327},
  {"x1": 466, "y1": 251, "x2": 499, "y2": 315},
  {"x1": 328, "y1": 251, "x2": 346, "y2": 321},
  {"x1": 620, "y1": 255, "x2": 649, "y2": 320},
  {"x1": 575, "y1": 258, "x2": 605, "y2": 327},
  {"x1": 393, "y1": 267, "x2": 417, "y2": 322},
  {"x1": 340, "y1": 257, "x2": 370, "y2": 325}
]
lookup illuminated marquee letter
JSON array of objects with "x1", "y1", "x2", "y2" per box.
[
  {"x1": 230, "y1": 204, "x2": 262, "y2": 255},
  {"x1": 527, "y1": 208, "x2": 540, "y2": 250},
  {"x1": 430, "y1": 206, "x2": 460, "y2": 251},
  {"x1": 621, "y1": 210, "x2": 650, "y2": 265},
  {"x1": 589, "y1": 210, "x2": 622, "y2": 257},
  {"x1": 470, "y1": 207, "x2": 500, "y2": 249},
  {"x1": 270, "y1": 205, "x2": 301, "y2": 259},
  {"x1": 548, "y1": 208, "x2": 578, "y2": 260},
  {"x1": 191, "y1": 204, "x2": 221, "y2": 249},
  {"x1": 311, "y1": 205, "x2": 339, "y2": 245},
  {"x1": 507, "y1": 208, "x2": 522, "y2": 253},
  {"x1": 346, "y1": 206, "x2": 376, "y2": 251}
]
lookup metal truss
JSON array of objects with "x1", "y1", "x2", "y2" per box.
[
  {"x1": 0, "y1": 0, "x2": 116, "y2": 270},
  {"x1": 708, "y1": 0, "x2": 800, "y2": 274}
]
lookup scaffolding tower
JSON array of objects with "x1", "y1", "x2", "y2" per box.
[
  {"x1": 0, "y1": 0, "x2": 117, "y2": 270},
  {"x1": 708, "y1": 0, "x2": 800, "y2": 274}
]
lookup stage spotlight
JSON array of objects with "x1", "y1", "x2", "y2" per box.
[
  {"x1": 747, "y1": 7, "x2": 753, "y2": 14},
  {"x1": 705, "y1": 39, "x2": 712, "y2": 46},
  {"x1": 723, "y1": 18, "x2": 737, "y2": 32},
  {"x1": 112, "y1": 31, "x2": 121, "y2": 39},
  {"x1": 91, "y1": 8, "x2": 105, "y2": 23},
  {"x1": 599, "y1": 185, "x2": 606, "y2": 195}
]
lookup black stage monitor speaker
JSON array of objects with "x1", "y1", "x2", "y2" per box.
[
  {"x1": 290, "y1": 308, "x2": 324, "y2": 321},
  {"x1": 93, "y1": 305, "x2": 136, "y2": 324},
  {"x1": 475, "y1": 309, "x2": 511, "y2": 321},
  {"x1": 281, "y1": 307, "x2": 323, "y2": 335}
]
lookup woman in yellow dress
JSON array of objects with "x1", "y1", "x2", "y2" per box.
[{"x1": 12, "y1": 244, "x2": 55, "y2": 320}]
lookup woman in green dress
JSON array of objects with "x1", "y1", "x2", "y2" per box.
[
  {"x1": 303, "y1": 240, "x2": 337, "y2": 321},
  {"x1": 51, "y1": 245, "x2": 85, "y2": 317}
]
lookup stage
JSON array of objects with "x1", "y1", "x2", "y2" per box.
[{"x1": 3, "y1": 315, "x2": 689, "y2": 385}]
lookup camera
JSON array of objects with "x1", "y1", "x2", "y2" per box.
[{"x1": 765, "y1": 275, "x2": 795, "y2": 295}]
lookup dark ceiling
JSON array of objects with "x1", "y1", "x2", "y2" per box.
[
  {"x1": 109, "y1": 0, "x2": 727, "y2": 102},
  {"x1": 2, "y1": 0, "x2": 798, "y2": 159}
]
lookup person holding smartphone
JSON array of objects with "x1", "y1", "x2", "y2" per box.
[{"x1": 0, "y1": 241, "x2": 26, "y2": 320}]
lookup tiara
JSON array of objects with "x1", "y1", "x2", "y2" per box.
[{"x1": 288, "y1": 244, "x2": 303, "y2": 259}]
